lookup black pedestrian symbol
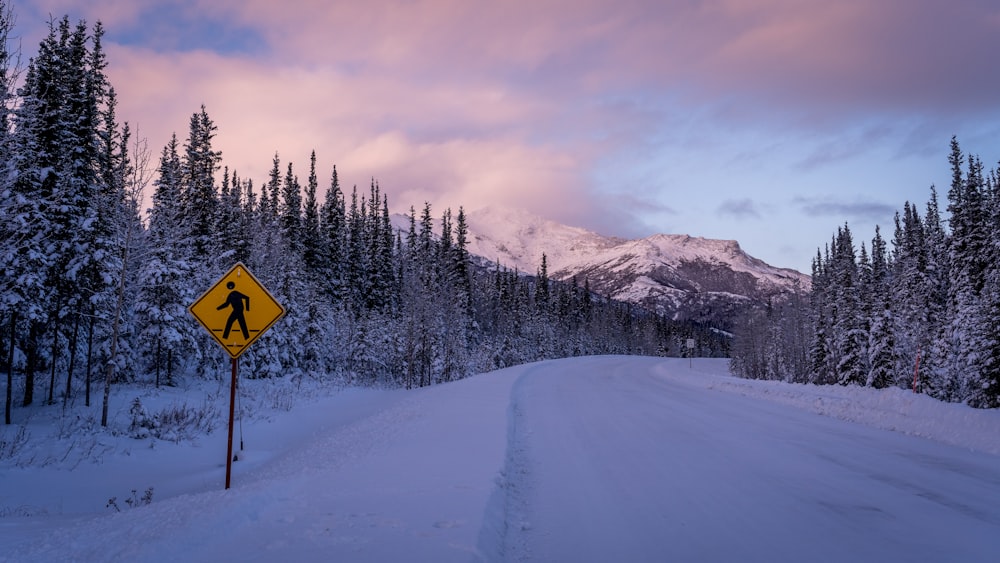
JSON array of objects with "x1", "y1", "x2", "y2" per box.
[{"x1": 217, "y1": 281, "x2": 250, "y2": 340}]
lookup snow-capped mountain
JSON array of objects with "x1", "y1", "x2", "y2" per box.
[{"x1": 464, "y1": 206, "x2": 810, "y2": 324}]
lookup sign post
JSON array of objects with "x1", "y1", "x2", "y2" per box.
[
  {"x1": 686, "y1": 338, "x2": 695, "y2": 369},
  {"x1": 189, "y1": 263, "x2": 285, "y2": 489}
]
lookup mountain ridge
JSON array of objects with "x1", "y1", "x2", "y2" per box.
[
  {"x1": 391, "y1": 205, "x2": 809, "y2": 326},
  {"x1": 461, "y1": 206, "x2": 810, "y2": 325}
]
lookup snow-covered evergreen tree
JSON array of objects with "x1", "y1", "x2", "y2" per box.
[
  {"x1": 919, "y1": 186, "x2": 952, "y2": 398},
  {"x1": 181, "y1": 105, "x2": 222, "y2": 262},
  {"x1": 787, "y1": 138, "x2": 1000, "y2": 407},
  {"x1": 0, "y1": 0, "x2": 22, "y2": 423},
  {"x1": 279, "y1": 161, "x2": 302, "y2": 256},
  {"x1": 318, "y1": 165, "x2": 346, "y2": 300},
  {"x1": 972, "y1": 156, "x2": 1000, "y2": 407},
  {"x1": 830, "y1": 225, "x2": 866, "y2": 386},
  {"x1": 216, "y1": 167, "x2": 245, "y2": 263},
  {"x1": 807, "y1": 248, "x2": 834, "y2": 384},
  {"x1": 301, "y1": 151, "x2": 321, "y2": 274},
  {"x1": 134, "y1": 134, "x2": 197, "y2": 387},
  {"x1": 2, "y1": 17, "x2": 121, "y2": 407},
  {"x1": 865, "y1": 226, "x2": 894, "y2": 389},
  {"x1": 943, "y1": 139, "x2": 989, "y2": 402}
]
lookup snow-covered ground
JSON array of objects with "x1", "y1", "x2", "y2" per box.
[{"x1": 1, "y1": 356, "x2": 998, "y2": 562}]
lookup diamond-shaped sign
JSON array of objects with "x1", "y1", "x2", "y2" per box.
[{"x1": 189, "y1": 263, "x2": 285, "y2": 358}]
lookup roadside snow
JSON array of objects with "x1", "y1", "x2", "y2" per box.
[
  {"x1": 678, "y1": 363, "x2": 1000, "y2": 455},
  {"x1": 1, "y1": 357, "x2": 997, "y2": 562}
]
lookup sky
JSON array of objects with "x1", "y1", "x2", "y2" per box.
[{"x1": 9, "y1": 0, "x2": 1000, "y2": 273}]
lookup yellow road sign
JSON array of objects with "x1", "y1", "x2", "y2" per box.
[{"x1": 188, "y1": 263, "x2": 286, "y2": 358}]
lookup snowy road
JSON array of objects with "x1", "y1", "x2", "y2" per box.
[
  {"x1": 2, "y1": 356, "x2": 998, "y2": 562},
  {"x1": 501, "y1": 356, "x2": 999, "y2": 562}
]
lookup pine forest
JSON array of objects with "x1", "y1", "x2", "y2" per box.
[
  {"x1": 729, "y1": 137, "x2": 1000, "y2": 409},
  {"x1": 0, "y1": 14, "x2": 723, "y2": 426},
  {"x1": 2, "y1": 9, "x2": 998, "y2": 435}
]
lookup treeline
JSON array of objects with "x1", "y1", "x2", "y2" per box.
[
  {"x1": 0, "y1": 11, "x2": 725, "y2": 424},
  {"x1": 731, "y1": 137, "x2": 1000, "y2": 409}
]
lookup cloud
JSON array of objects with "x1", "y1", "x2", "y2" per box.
[
  {"x1": 688, "y1": 1, "x2": 1000, "y2": 118},
  {"x1": 717, "y1": 198, "x2": 762, "y2": 219},
  {"x1": 34, "y1": 1, "x2": 1000, "y2": 163},
  {"x1": 792, "y1": 124, "x2": 896, "y2": 170},
  {"x1": 26, "y1": 1, "x2": 1000, "y2": 133},
  {"x1": 103, "y1": 42, "x2": 577, "y2": 203},
  {"x1": 114, "y1": 1, "x2": 1000, "y2": 119},
  {"x1": 341, "y1": 131, "x2": 587, "y2": 216},
  {"x1": 14, "y1": 0, "x2": 1000, "y2": 271},
  {"x1": 792, "y1": 196, "x2": 895, "y2": 221}
]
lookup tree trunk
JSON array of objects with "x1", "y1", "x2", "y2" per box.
[
  {"x1": 23, "y1": 322, "x2": 39, "y2": 407},
  {"x1": 85, "y1": 311, "x2": 95, "y2": 407},
  {"x1": 48, "y1": 312, "x2": 59, "y2": 405},
  {"x1": 5, "y1": 311, "x2": 15, "y2": 425},
  {"x1": 155, "y1": 339, "x2": 161, "y2": 388},
  {"x1": 64, "y1": 313, "x2": 80, "y2": 408},
  {"x1": 102, "y1": 223, "x2": 133, "y2": 427},
  {"x1": 101, "y1": 302, "x2": 121, "y2": 426}
]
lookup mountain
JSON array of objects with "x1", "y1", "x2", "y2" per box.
[{"x1": 462, "y1": 206, "x2": 810, "y2": 325}]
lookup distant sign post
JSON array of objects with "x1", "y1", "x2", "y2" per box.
[
  {"x1": 189, "y1": 263, "x2": 285, "y2": 489},
  {"x1": 686, "y1": 338, "x2": 695, "y2": 368}
]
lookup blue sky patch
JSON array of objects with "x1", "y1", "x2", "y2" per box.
[{"x1": 108, "y1": 4, "x2": 266, "y2": 56}]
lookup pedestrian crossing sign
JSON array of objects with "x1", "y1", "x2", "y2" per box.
[{"x1": 188, "y1": 263, "x2": 286, "y2": 358}]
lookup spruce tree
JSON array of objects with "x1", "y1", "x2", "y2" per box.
[
  {"x1": 0, "y1": 0, "x2": 22, "y2": 422},
  {"x1": 866, "y1": 226, "x2": 894, "y2": 388},
  {"x1": 260, "y1": 153, "x2": 281, "y2": 221},
  {"x1": 376, "y1": 194, "x2": 397, "y2": 311},
  {"x1": 5, "y1": 17, "x2": 116, "y2": 406},
  {"x1": 135, "y1": 134, "x2": 194, "y2": 388},
  {"x1": 536, "y1": 254, "x2": 550, "y2": 310},
  {"x1": 345, "y1": 186, "x2": 368, "y2": 311},
  {"x1": 181, "y1": 105, "x2": 222, "y2": 261},
  {"x1": 301, "y1": 151, "x2": 321, "y2": 273},
  {"x1": 319, "y1": 165, "x2": 346, "y2": 299},
  {"x1": 3, "y1": 45, "x2": 50, "y2": 409},
  {"x1": 830, "y1": 225, "x2": 865, "y2": 386},
  {"x1": 364, "y1": 182, "x2": 394, "y2": 312},
  {"x1": 453, "y1": 207, "x2": 473, "y2": 316},
  {"x1": 979, "y1": 166, "x2": 1000, "y2": 407},
  {"x1": 944, "y1": 138, "x2": 988, "y2": 401},
  {"x1": 215, "y1": 167, "x2": 242, "y2": 260},
  {"x1": 807, "y1": 249, "x2": 832, "y2": 384},
  {"x1": 280, "y1": 161, "x2": 302, "y2": 255},
  {"x1": 920, "y1": 186, "x2": 951, "y2": 397}
]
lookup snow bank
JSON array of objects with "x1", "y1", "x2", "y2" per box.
[
  {"x1": 1, "y1": 357, "x2": 998, "y2": 563},
  {"x1": 664, "y1": 358, "x2": 1000, "y2": 455}
]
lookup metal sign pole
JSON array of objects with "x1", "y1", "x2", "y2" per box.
[
  {"x1": 225, "y1": 356, "x2": 237, "y2": 490},
  {"x1": 189, "y1": 263, "x2": 284, "y2": 491}
]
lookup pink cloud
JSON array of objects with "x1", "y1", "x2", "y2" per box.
[
  {"x1": 344, "y1": 131, "x2": 586, "y2": 213},
  {"x1": 35, "y1": 1, "x2": 1000, "y2": 132},
  {"x1": 28, "y1": 0, "x2": 1000, "y2": 124},
  {"x1": 104, "y1": 40, "x2": 588, "y2": 220},
  {"x1": 18, "y1": 0, "x2": 1000, "y2": 249},
  {"x1": 659, "y1": 0, "x2": 1000, "y2": 116}
]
